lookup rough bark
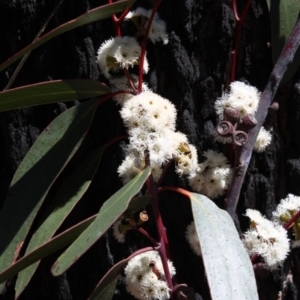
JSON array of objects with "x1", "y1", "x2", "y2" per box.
[{"x1": 0, "y1": 0, "x2": 300, "y2": 299}]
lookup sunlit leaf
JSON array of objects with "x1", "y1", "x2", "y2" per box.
[
  {"x1": 0, "y1": 0, "x2": 135, "y2": 72},
  {"x1": 15, "y1": 147, "x2": 104, "y2": 298},
  {"x1": 51, "y1": 167, "x2": 151, "y2": 276},
  {"x1": 0, "y1": 99, "x2": 98, "y2": 292},
  {"x1": 0, "y1": 215, "x2": 96, "y2": 284},
  {"x1": 266, "y1": 0, "x2": 300, "y2": 82},
  {"x1": 0, "y1": 80, "x2": 110, "y2": 112},
  {"x1": 189, "y1": 193, "x2": 258, "y2": 300}
]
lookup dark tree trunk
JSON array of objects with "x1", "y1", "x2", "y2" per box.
[{"x1": 0, "y1": 0, "x2": 300, "y2": 299}]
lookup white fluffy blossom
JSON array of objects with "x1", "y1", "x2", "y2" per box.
[
  {"x1": 117, "y1": 90, "x2": 204, "y2": 184},
  {"x1": 124, "y1": 251, "x2": 175, "y2": 300},
  {"x1": 186, "y1": 222, "x2": 202, "y2": 256},
  {"x1": 272, "y1": 194, "x2": 300, "y2": 248},
  {"x1": 243, "y1": 209, "x2": 290, "y2": 270},
  {"x1": 253, "y1": 127, "x2": 272, "y2": 152},
  {"x1": 273, "y1": 194, "x2": 300, "y2": 224},
  {"x1": 120, "y1": 91, "x2": 176, "y2": 131},
  {"x1": 215, "y1": 81, "x2": 260, "y2": 120},
  {"x1": 125, "y1": 8, "x2": 169, "y2": 44},
  {"x1": 97, "y1": 36, "x2": 149, "y2": 78},
  {"x1": 188, "y1": 150, "x2": 232, "y2": 199},
  {"x1": 175, "y1": 144, "x2": 198, "y2": 176},
  {"x1": 117, "y1": 156, "x2": 143, "y2": 184}
]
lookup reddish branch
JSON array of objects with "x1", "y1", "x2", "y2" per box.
[
  {"x1": 138, "y1": 0, "x2": 163, "y2": 92},
  {"x1": 108, "y1": 0, "x2": 130, "y2": 36},
  {"x1": 230, "y1": 0, "x2": 252, "y2": 82},
  {"x1": 147, "y1": 175, "x2": 174, "y2": 290},
  {"x1": 225, "y1": 17, "x2": 300, "y2": 220}
]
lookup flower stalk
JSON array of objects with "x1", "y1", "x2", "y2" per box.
[
  {"x1": 230, "y1": 0, "x2": 252, "y2": 82},
  {"x1": 138, "y1": 0, "x2": 163, "y2": 92}
]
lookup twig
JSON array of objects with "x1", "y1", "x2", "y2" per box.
[
  {"x1": 137, "y1": 227, "x2": 160, "y2": 247},
  {"x1": 230, "y1": 0, "x2": 252, "y2": 82},
  {"x1": 138, "y1": 0, "x2": 163, "y2": 92},
  {"x1": 224, "y1": 16, "x2": 300, "y2": 220}
]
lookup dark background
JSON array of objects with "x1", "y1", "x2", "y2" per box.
[{"x1": 0, "y1": 0, "x2": 300, "y2": 299}]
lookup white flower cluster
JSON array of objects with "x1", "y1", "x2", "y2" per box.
[
  {"x1": 118, "y1": 90, "x2": 199, "y2": 183},
  {"x1": 96, "y1": 7, "x2": 169, "y2": 106},
  {"x1": 215, "y1": 81, "x2": 260, "y2": 119},
  {"x1": 243, "y1": 209, "x2": 290, "y2": 270},
  {"x1": 97, "y1": 36, "x2": 149, "y2": 79},
  {"x1": 185, "y1": 221, "x2": 202, "y2": 256},
  {"x1": 273, "y1": 194, "x2": 300, "y2": 248},
  {"x1": 273, "y1": 194, "x2": 300, "y2": 224},
  {"x1": 124, "y1": 251, "x2": 175, "y2": 300},
  {"x1": 214, "y1": 81, "x2": 272, "y2": 152},
  {"x1": 118, "y1": 90, "x2": 232, "y2": 196},
  {"x1": 188, "y1": 150, "x2": 232, "y2": 199},
  {"x1": 125, "y1": 8, "x2": 169, "y2": 44},
  {"x1": 96, "y1": 8, "x2": 232, "y2": 197}
]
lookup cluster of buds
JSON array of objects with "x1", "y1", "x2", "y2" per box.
[
  {"x1": 113, "y1": 210, "x2": 149, "y2": 243},
  {"x1": 216, "y1": 107, "x2": 257, "y2": 147},
  {"x1": 215, "y1": 81, "x2": 272, "y2": 152}
]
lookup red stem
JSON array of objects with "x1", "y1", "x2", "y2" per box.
[
  {"x1": 157, "y1": 160, "x2": 174, "y2": 187},
  {"x1": 123, "y1": 68, "x2": 138, "y2": 94},
  {"x1": 159, "y1": 186, "x2": 191, "y2": 199},
  {"x1": 283, "y1": 210, "x2": 300, "y2": 230},
  {"x1": 138, "y1": 0, "x2": 163, "y2": 92},
  {"x1": 230, "y1": 0, "x2": 252, "y2": 82},
  {"x1": 108, "y1": 0, "x2": 130, "y2": 36},
  {"x1": 147, "y1": 176, "x2": 174, "y2": 290},
  {"x1": 127, "y1": 246, "x2": 157, "y2": 259},
  {"x1": 96, "y1": 90, "x2": 135, "y2": 106},
  {"x1": 137, "y1": 227, "x2": 160, "y2": 247}
]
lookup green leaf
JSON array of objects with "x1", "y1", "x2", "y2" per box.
[
  {"x1": 126, "y1": 195, "x2": 152, "y2": 213},
  {"x1": 0, "y1": 215, "x2": 97, "y2": 285},
  {"x1": 88, "y1": 258, "x2": 128, "y2": 300},
  {"x1": 189, "y1": 193, "x2": 258, "y2": 300},
  {"x1": 266, "y1": 0, "x2": 300, "y2": 82},
  {"x1": 15, "y1": 147, "x2": 104, "y2": 298},
  {"x1": 0, "y1": 80, "x2": 110, "y2": 112},
  {"x1": 0, "y1": 0, "x2": 136, "y2": 72},
  {"x1": 0, "y1": 99, "x2": 98, "y2": 292},
  {"x1": 51, "y1": 167, "x2": 151, "y2": 276},
  {"x1": 89, "y1": 275, "x2": 118, "y2": 300},
  {"x1": 88, "y1": 247, "x2": 154, "y2": 300}
]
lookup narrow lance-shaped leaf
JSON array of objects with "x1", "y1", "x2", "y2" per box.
[
  {"x1": 0, "y1": 215, "x2": 97, "y2": 284},
  {"x1": 51, "y1": 167, "x2": 151, "y2": 276},
  {"x1": 0, "y1": 80, "x2": 110, "y2": 112},
  {"x1": 15, "y1": 146, "x2": 104, "y2": 299},
  {"x1": 0, "y1": 99, "x2": 98, "y2": 292},
  {"x1": 88, "y1": 247, "x2": 154, "y2": 300},
  {"x1": 189, "y1": 192, "x2": 258, "y2": 300},
  {"x1": 0, "y1": 0, "x2": 135, "y2": 72}
]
